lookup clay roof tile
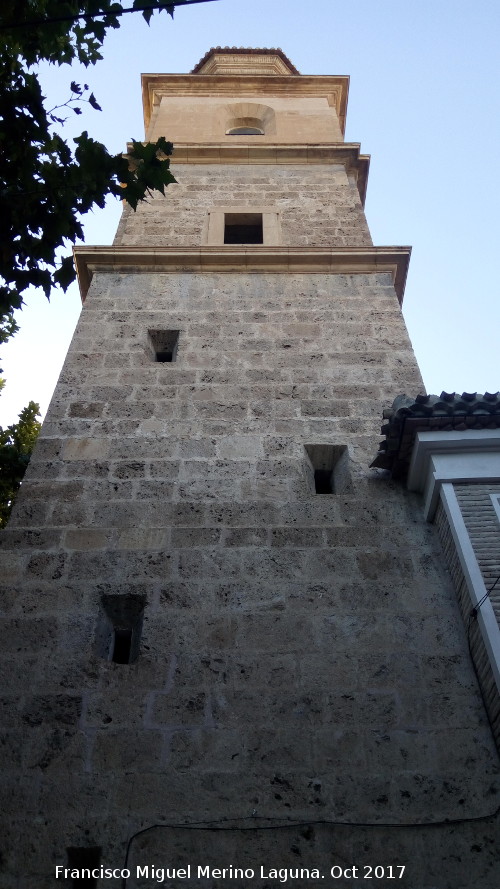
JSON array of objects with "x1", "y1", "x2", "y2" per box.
[{"x1": 370, "y1": 392, "x2": 500, "y2": 477}]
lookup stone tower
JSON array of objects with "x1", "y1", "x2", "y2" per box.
[{"x1": 1, "y1": 48, "x2": 499, "y2": 888}]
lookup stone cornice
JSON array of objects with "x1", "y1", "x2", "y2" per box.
[
  {"x1": 73, "y1": 246, "x2": 410, "y2": 305},
  {"x1": 151, "y1": 143, "x2": 370, "y2": 206},
  {"x1": 141, "y1": 74, "x2": 349, "y2": 135}
]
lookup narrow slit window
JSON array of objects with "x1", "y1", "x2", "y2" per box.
[
  {"x1": 148, "y1": 329, "x2": 180, "y2": 363},
  {"x1": 96, "y1": 594, "x2": 145, "y2": 664},
  {"x1": 112, "y1": 628, "x2": 133, "y2": 664},
  {"x1": 304, "y1": 445, "x2": 349, "y2": 495},
  {"x1": 66, "y1": 847, "x2": 101, "y2": 889},
  {"x1": 314, "y1": 469, "x2": 333, "y2": 495},
  {"x1": 224, "y1": 213, "x2": 263, "y2": 245}
]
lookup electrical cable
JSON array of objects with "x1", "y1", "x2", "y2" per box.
[
  {"x1": 467, "y1": 573, "x2": 500, "y2": 643},
  {"x1": 121, "y1": 577, "x2": 500, "y2": 887},
  {"x1": 119, "y1": 570, "x2": 500, "y2": 887},
  {"x1": 474, "y1": 574, "x2": 500, "y2": 613},
  {"x1": 0, "y1": 0, "x2": 218, "y2": 32},
  {"x1": 120, "y1": 806, "x2": 500, "y2": 888},
  {"x1": 466, "y1": 573, "x2": 500, "y2": 743}
]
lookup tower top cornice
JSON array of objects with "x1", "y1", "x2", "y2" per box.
[
  {"x1": 141, "y1": 49, "x2": 349, "y2": 135},
  {"x1": 191, "y1": 47, "x2": 300, "y2": 76}
]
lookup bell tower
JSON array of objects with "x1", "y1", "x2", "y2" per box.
[{"x1": 1, "y1": 48, "x2": 499, "y2": 888}]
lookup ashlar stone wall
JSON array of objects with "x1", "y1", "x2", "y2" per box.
[
  {"x1": 1, "y1": 270, "x2": 499, "y2": 887},
  {"x1": 149, "y1": 94, "x2": 345, "y2": 145},
  {"x1": 113, "y1": 164, "x2": 372, "y2": 248}
]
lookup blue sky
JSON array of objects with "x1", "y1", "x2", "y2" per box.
[{"x1": 1, "y1": 0, "x2": 499, "y2": 425}]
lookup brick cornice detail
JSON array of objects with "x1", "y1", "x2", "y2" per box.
[{"x1": 74, "y1": 246, "x2": 411, "y2": 306}]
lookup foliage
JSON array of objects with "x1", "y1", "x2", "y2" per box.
[
  {"x1": 0, "y1": 1, "x2": 183, "y2": 326},
  {"x1": 0, "y1": 314, "x2": 19, "y2": 369},
  {"x1": 0, "y1": 401, "x2": 41, "y2": 527}
]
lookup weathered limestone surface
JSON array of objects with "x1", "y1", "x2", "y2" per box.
[
  {"x1": 113, "y1": 165, "x2": 372, "y2": 248},
  {"x1": 1, "y1": 270, "x2": 499, "y2": 887},
  {"x1": 1, "y1": 45, "x2": 499, "y2": 889},
  {"x1": 149, "y1": 94, "x2": 345, "y2": 144}
]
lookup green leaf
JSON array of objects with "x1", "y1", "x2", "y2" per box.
[
  {"x1": 53, "y1": 255, "x2": 76, "y2": 291},
  {"x1": 0, "y1": 0, "x2": 186, "y2": 347},
  {"x1": 0, "y1": 400, "x2": 41, "y2": 528},
  {"x1": 88, "y1": 92, "x2": 102, "y2": 111}
]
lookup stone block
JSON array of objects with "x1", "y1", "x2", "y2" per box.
[
  {"x1": 167, "y1": 728, "x2": 243, "y2": 772},
  {"x1": 216, "y1": 434, "x2": 263, "y2": 460},
  {"x1": 64, "y1": 529, "x2": 111, "y2": 550},
  {"x1": 149, "y1": 460, "x2": 181, "y2": 479},
  {"x1": 27, "y1": 552, "x2": 67, "y2": 581},
  {"x1": 0, "y1": 529, "x2": 61, "y2": 550},
  {"x1": 117, "y1": 528, "x2": 169, "y2": 551},
  {"x1": 60, "y1": 459, "x2": 110, "y2": 479},
  {"x1": 270, "y1": 526, "x2": 324, "y2": 547},
  {"x1": 92, "y1": 728, "x2": 165, "y2": 772},
  {"x1": 171, "y1": 528, "x2": 221, "y2": 547},
  {"x1": 222, "y1": 528, "x2": 268, "y2": 546},
  {"x1": 151, "y1": 690, "x2": 208, "y2": 728},
  {"x1": 21, "y1": 694, "x2": 82, "y2": 727},
  {"x1": 63, "y1": 438, "x2": 110, "y2": 460},
  {"x1": 67, "y1": 551, "x2": 173, "y2": 583},
  {"x1": 68, "y1": 402, "x2": 105, "y2": 418}
]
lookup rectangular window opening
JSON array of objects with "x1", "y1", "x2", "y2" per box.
[
  {"x1": 66, "y1": 847, "x2": 101, "y2": 889},
  {"x1": 305, "y1": 444, "x2": 349, "y2": 495},
  {"x1": 224, "y1": 213, "x2": 263, "y2": 244},
  {"x1": 148, "y1": 329, "x2": 180, "y2": 363}
]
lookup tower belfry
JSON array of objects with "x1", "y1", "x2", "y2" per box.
[{"x1": 1, "y1": 48, "x2": 500, "y2": 887}]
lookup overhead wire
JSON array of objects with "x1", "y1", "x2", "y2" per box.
[
  {"x1": 0, "y1": 1, "x2": 219, "y2": 32},
  {"x1": 121, "y1": 806, "x2": 500, "y2": 887}
]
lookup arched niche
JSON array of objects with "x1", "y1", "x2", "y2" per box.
[{"x1": 225, "y1": 102, "x2": 276, "y2": 137}]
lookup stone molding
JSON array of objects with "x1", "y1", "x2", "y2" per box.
[
  {"x1": 492, "y1": 493, "x2": 500, "y2": 525},
  {"x1": 407, "y1": 429, "x2": 500, "y2": 520},
  {"x1": 141, "y1": 74, "x2": 349, "y2": 134},
  {"x1": 437, "y1": 485, "x2": 500, "y2": 749},
  {"x1": 73, "y1": 245, "x2": 411, "y2": 304},
  {"x1": 406, "y1": 431, "x2": 500, "y2": 747}
]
